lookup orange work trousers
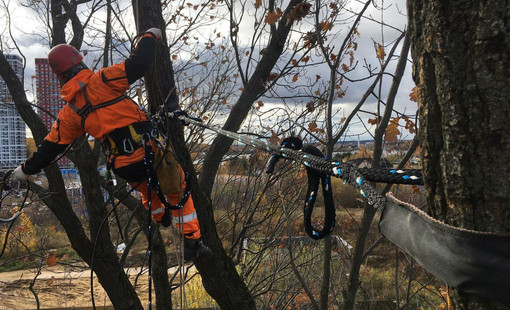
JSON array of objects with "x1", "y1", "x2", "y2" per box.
[{"x1": 130, "y1": 166, "x2": 201, "y2": 239}]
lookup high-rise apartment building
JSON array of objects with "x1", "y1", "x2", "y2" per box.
[
  {"x1": 0, "y1": 54, "x2": 26, "y2": 169},
  {"x1": 35, "y1": 58, "x2": 72, "y2": 168}
]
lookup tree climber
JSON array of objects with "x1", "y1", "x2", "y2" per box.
[{"x1": 11, "y1": 28, "x2": 211, "y2": 261}]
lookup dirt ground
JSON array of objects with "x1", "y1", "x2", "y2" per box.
[{"x1": 0, "y1": 267, "x2": 152, "y2": 310}]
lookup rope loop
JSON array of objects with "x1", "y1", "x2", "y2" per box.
[{"x1": 301, "y1": 145, "x2": 336, "y2": 240}]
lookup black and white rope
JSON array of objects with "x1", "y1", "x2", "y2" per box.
[{"x1": 175, "y1": 114, "x2": 422, "y2": 212}]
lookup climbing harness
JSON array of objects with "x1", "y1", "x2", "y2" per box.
[{"x1": 67, "y1": 84, "x2": 131, "y2": 129}]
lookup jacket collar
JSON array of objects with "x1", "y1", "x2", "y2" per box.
[{"x1": 60, "y1": 69, "x2": 94, "y2": 102}]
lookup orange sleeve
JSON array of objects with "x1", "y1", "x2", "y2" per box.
[
  {"x1": 98, "y1": 63, "x2": 130, "y2": 94},
  {"x1": 45, "y1": 105, "x2": 86, "y2": 144}
]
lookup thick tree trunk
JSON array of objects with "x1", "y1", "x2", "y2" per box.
[
  {"x1": 134, "y1": 1, "x2": 257, "y2": 309},
  {"x1": 408, "y1": 0, "x2": 510, "y2": 308}
]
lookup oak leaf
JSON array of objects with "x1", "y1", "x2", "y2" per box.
[
  {"x1": 308, "y1": 121, "x2": 318, "y2": 132},
  {"x1": 384, "y1": 120, "x2": 400, "y2": 143},
  {"x1": 368, "y1": 118, "x2": 378, "y2": 125},
  {"x1": 265, "y1": 9, "x2": 283, "y2": 25},
  {"x1": 287, "y1": 2, "x2": 311, "y2": 23},
  {"x1": 254, "y1": 0, "x2": 262, "y2": 9},
  {"x1": 409, "y1": 86, "x2": 419, "y2": 102},
  {"x1": 306, "y1": 101, "x2": 315, "y2": 112},
  {"x1": 46, "y1": 276, "x2": 56, "y2": 286},
  {"x1": 267, "y1": 72, "x2": 278, "y2": 81},
  {"x1": 269, "y1": 132, "x2": 280, "y2": 145},
  {"x1": 292, "y1": 74, "x2": 299, "y2": 82}
]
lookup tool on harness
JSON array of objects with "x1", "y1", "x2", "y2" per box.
[
  {"x1": 67, "y1": 84, "x2": 130, "y2": 129},
  {"x1": 141, "y1": 133, "x2": 190, "y2": 227},
  {"x1": 102, "y1": 121, "x2": 153, "y2": 156}
]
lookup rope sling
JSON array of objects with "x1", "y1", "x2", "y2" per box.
[{"x1": 172, "y1": 112, "x2": 510, "y2": 305}]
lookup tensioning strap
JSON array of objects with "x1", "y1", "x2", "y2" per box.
[{"x1": 380, "y1": 193, "x2": 510, "y2": 305}]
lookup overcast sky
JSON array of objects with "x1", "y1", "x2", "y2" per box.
[{"x1": 1, "y1": 0, "x2": 416, "y2": 141}]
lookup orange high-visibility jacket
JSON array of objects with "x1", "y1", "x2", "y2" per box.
[{"x1": 23, "y1": 35, "x2": 156, "y2": 174}]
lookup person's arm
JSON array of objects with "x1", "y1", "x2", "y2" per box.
[
  {"x1": 125, "y1": 28, "x2": 162, "y2": 84},
  {"x1": 20, "y1": 106, "x2": 84, "y2": 176},
  {"x1": 22, "y1": 140, "x2": 69, "y2": 174}
]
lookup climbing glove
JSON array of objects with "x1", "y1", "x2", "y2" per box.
[
  {"x1": 145, "y1": 28, "x2": 162, "y2": 43},
  {"x1": 12, "y1": 165, "x2": 29, "y2": 183}
]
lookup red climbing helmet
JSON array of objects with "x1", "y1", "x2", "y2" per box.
[{"x1": 47, "y1": 44, "x2": 83, "y2": 75}]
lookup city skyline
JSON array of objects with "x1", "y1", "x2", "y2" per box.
[{"x1": 0, "y1": 54, "x2": 26, "y2": 169}]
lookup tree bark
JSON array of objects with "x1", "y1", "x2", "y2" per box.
[
  {"x1": 408, "y1": 0, "x2": 510, "y2": 308},
  {"x1": 133, "y1": 1, "x2": 257, "y2": 309}
]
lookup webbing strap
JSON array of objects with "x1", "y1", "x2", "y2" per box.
[
  {"x1": 380, "y1": 193, "x2": 510, "y2": 305},
  {"x1": 67, "y1": 85, "x2": 129, "y2": 129}
]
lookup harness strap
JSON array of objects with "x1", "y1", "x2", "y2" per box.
[
  {"x1": 102, "y1": 121, "x2": 153, "y2": 156},
  {"x1": 67, "y1": 84, "x2": 129, "y2": 129}
]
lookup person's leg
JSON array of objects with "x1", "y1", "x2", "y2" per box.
[
  {"x1": 166, "y1": 167, "x2": 201, "y2": 239},
  {"x1": 166, "y1": 167, "x2": 210, "y2": 260},
  {"x1": 130, "y1": 180, "x2": 166, "y2": 223}
]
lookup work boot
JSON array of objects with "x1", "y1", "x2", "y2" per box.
[{"x1": 183, "y1": 238, "x2": 212, "y2": 261}]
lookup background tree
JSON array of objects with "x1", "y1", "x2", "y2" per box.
[
  {"x1": 0, "y1": 1, "x2": 169, "y2": 308},
  {"x1": 408, "y1": 0, "x2": 510, "y2": 309}
]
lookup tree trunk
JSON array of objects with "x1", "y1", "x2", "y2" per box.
[
  {"x1": 199, "y1": 0, "x2": 304, "y2": 197},
  {"x1": 408, "y1": 0, "x2": 510, "y2": 308},
  {"x1": 134, "y1": 1, "x2": 257, "y2": 309}
]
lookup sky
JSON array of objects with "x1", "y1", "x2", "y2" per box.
[{"x1": 1, "y1": 0, "x2": 417, "y2": 142}]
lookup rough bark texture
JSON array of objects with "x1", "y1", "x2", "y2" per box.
[{"x1": 408, "y1": 0, "x2": 510, "y2": 308}]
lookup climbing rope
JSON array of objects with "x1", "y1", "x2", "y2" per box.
[
  {"x1": 171, "y1": 113, "x2": 422, "y2": 239},
  {"x1": 301, "y1": 145, "x2": 336, "y2": 240}
]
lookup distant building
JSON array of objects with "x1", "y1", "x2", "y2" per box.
[
  {"x1": 0, "y1": 54, "x2": 26, "y2": 169},
  {"x1": 35, "y1": 58, "x2": 72, "y2": 168}
]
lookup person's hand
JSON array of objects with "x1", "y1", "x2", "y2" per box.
[
  {"x1": 145, "y1": 28, "x2": 162, "y2": 43},
  {"x1": 11, "y1": 165, "x2": 29, "y2": 183}
]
